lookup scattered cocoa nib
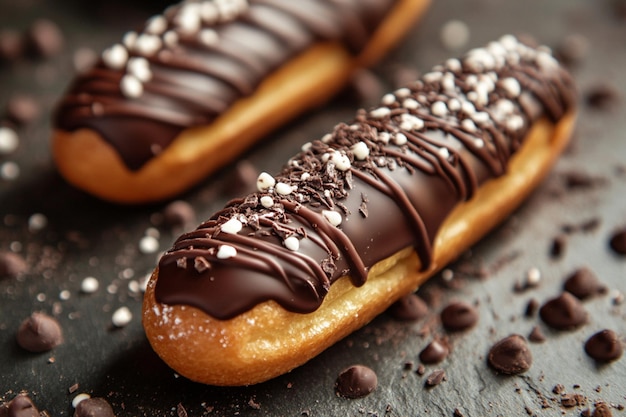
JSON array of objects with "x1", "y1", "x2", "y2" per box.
[
  {"x1": 562, "y1": 171, "x2": 606, "y2": 190},
  {"x1": 592, "y1": 402, "x2": 613, "y2": 417},
  {"x1": 554, "y1": 33, "x2": 590, "y2": 67},
  {"x1": 552, "y1": 384, "x2": 566, "y2": 395},
  {"x1": 5, "y1": 94, "x2": 40, "y2": 126},
  {"x1": 525, "y1": 299, "x2": 540, "y2": 318},
  {"x1": 549, "y1": 235, "x2": 566, "y2": 259},
  {"x1": 25, "y1": 19, "x2": 64, "y2": 58},
  {"x1": 0, "y1": 29, "x2": 24, "y2": 62},
  {"x1": 424, "y1": 369, "x2": 446, "y2": 387},
  {"x1": 585, "y1": 84, "x2": 620, "y2": 110},
  {"x1": 561, "y1": 393, "x2": 586, "y2": 408},
  {"x1": 0, "y1": 251, "x2": 28, "y2": 279},
  {"x1": 528, "y1": 326, "x2": 546, "y2": 343}
]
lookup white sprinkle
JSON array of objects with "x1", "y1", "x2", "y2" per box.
[
  {"x1": 499, "y1": 34, "x2": 518, "y2": 51},
  {"x1": 145, "y1": 15, "x2": 168, "y2": 35},
  {"x1": 536, "y1": 51, "x2": 559, "y2": 71},
  {"x1": 378, "y1": 132, "x2": 391, "y2": 144},
  {"x1": 321, "y1": 133, "x2": 333, "y2": 143},
  {"x1": 473, "y1": 138, "x2": 484, "y2": 148},
  {"x1": 402, "y1": 98, "x2": 419, "y2": 110},
  {"x1": 163, "y1": 30, "x2": 179, "y2": 48},
  {"x1": 461, "y1": 119, "x2": 477, "y2": 133},
  {"x1": 175, "y1": 3, "x2": 202, "y2": 35},
  {"x1": 423, "y1": 71, "x2": 442, "y2": 83},
  {"x1": 440, "y1": 19, "x2": 470, "y2": 51},
  {"x1": 59, "y1": 290, "x2": 71, "y2": 301},
  {"x1": 461, "y1": 100, "x2": 476, "y2": 116},
  {"x1": 284, "y1": 236, "x2": 300, "y2": 251},
  {"x1": 128, "y1": 280, "x2": 141, "y2": 294},
  {"x1": 81, "y1": 276, "x2": 99, "y2": 294},
  {"x1": 351, "y1": 141, "x2": 370, "y2": 160},
  {"x1": 322, "y1": 210, "x2": 342, "y2": 227},
  {"x1": 370, "y1": 107, "x2": 391, "y2": 119},
  {"x1": 0, "y1": 127, "x2": 19, "y2": 155},
  {"x1": 431, "y1": 101, "x2": 448, "y2": 117},
  {"x1": 438, "y1": 147, "x2": 450, "y2": 159},
  {"x1": 441, "y1": 73, "x2": 456, "y2": 92},
  {"x1": 256, "y1": 172, "x2": 276, "y2": 191},
  {"x1": 260, "y1": 195, "x2": 274, "y2": 208},
  {"x1": 217, "y1": 244, "x2": 237, "y2": 259},
  {"x1": 145, "y1": 227, "x2": 160, "y2": 239},
  {"x1": 36, "y1": 293, "x2": 46, "y2": 302},
  {"x1": 301, "y1": 142, "x2": 312, "y2": 152},
  {"x1": 72, "y1": 393, "x2": 91, "y2": 409},
  {"x1": 506, "y1": 114, "x2": 524, "y2": 131},
  {"x1": 448, "y1": 98, "x2": 461, "y2": 112},
  {"x1": 198, "y1": 29, "x2": 219, "y2": 46},
  {"x1": 526, "y1": 267, "x2": 542, "y2": 286},
  {"x1": 300, "y1": 172, "x2": 311, "y2": 181},
  {"x1": 464, "y1": 48, "x2": 496, "y2": 72},
  {"x1": 28, "y1": 213, "x2": 47, "y2": 232},
  {"x1": 381, "y1": 94, "x2": 396, "y2": 106},
  {"x1": 395, "y1": 88, "x2": 411, "y2": 98},
  {"x1": 127, "y1": 57, "x2": 152, "y2": 82},
  {"x1": 200, "y1": 2, "x2": 219, "y2": 24},
  {"x1": 102, "y1": 44, "x2": 128, "y2": 69},
  {"x1": 445, "y1": 58, "x2": 462, "y2": 73},
  {"x1": 328, "y1": 151, "x2": 351, "y2": 171},
  {"x1": 400, "y1": 114, "x2": 424, "y2": 131},
  {"x1": 495, "y1": 98, "x2": 515, "y2": 116},
  {"x1": 275, "y1": 182, "x2": 294, "y2": 195},
  {"x1": 393, "y1": 132, "x2": 408, "y2": 146},
  {"x1": 122, "y1": 31, "x2": 138, "y2": 49},
  {"x1": 0, "y1": 161, "x2": 20, "y2": 180},
  {"x1": 472, "y1": 111, "x2": 491, "y2": 125},
  {"x1": 112, "y1": 306, "x2": 133, "y2": 327},
  {"x1": 442, "y1": 268, "x2": 454, "y2": 281},
  {"x1": 221, "y1": 218, "x2": 243, "y2": 234},
  {"x1": 139, "y1": 235, "x2": 159, "y2": 254},
  {"x1": 134, "y1": 34, "x2": 162, "y2": 56},
  {"x1": 499, "y1": 77, "x2": 521, "y2": 98},
  {"x1": 120, "y1": 74, "x2": 143, "y2": 98}
]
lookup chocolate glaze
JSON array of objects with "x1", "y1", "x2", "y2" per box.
[
  {"x1": 155, "y1": 36, "x2": 576, "y2": 319},
  {"x1": 54, "y1": 0, "x2": 397, "y2": 170}
]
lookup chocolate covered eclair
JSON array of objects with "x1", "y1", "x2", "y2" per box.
[
  {"x1": 143, "y1": 35, "x2": 577, "y2": 386},
  {"x1": 52, "y1": 0, "x2": 430, "y2": 203}
]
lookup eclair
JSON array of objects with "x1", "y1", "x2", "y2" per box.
[
  {"x1": 52, "y1": 0, "x2": 430, "y2": 203},
  {"x1": 142, "y1": 35, "x2": 577, "y2": 386}
]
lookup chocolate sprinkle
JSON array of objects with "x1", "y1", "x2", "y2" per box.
[
  {"x1": 16, "y1": 312, "x2": 63, "y2": 353},
  {"x1": 488, "y1": 334, "x2": 532, "y2": 374},
  {"x1": 73, "y1": 398, "x2": 116, "y2": 417},
  {"x1": 387, "y1": 293, "x2": 428, "y2": 321},
  {"x1": 539, "y1": 292, "x2": 587, "y2": 330},
  {"x1": 608, "y1": 228, "x2": 626, "y2": 255},
  {"x1": 419, "y1": 339, "x2": 449, "y2": 364},
  {"x1": 440, "y1": 301, "x2": 478, "y2": 332},
  {"x1": 563, "y1": 267, "x2": 604, "y2": 299},
  {"x1": 335, "y1": 365, "x2": 377, "y2": 399},
  {"x1": 584, "y1": 329, "x2": 623, "y2": 362}
]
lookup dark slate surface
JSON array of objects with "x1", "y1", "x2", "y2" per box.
[{"x1": 1, "y1": 0, "x2": 625, "y2": 416}]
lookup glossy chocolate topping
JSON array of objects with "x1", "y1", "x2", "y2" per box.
[
  {"x1": 155, "y1": 36, "x2": 576, "y2": 319},
  {"x1": 53, "y1": 0, "x2": 397, "y2": 170}
]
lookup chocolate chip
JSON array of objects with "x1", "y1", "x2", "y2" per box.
[
  {"x1": 549, "y1": 235, "x2": 566, "y2": 259},
  {"x1": 440, "y1": 301, "x2": 478, "y2": 332},
  {"x1": 424, "y1": 369, "x2": 446, "y2": 387},
  {"x1": 584, "y1": 329, "x2": 623, "y2": 362},
  {"x1": 162, "y1": 200, "x2": 196, "y2": 229},
  {"x1": 608, "y1": 228, "x2": 626, "y2": 255},
  {"x1": 419, "y1": 339, "x2": 449, "y2": 364},
  {"x1": 488, "y1": 334, "x2": 532, "y2": 374},
  {"x1": 524, "y1": 298, "x2": 539, "y2": 318},
  {"x1": 528, "y1": 326, "x2": 546, "y2": 343},
  {"x1": 387, "y1": 293, "x2": 428, "y2": 321},
  {"x1": 335, "y1": 365, "x2": 377, "y2": 399},
  {"x1": 0, "y1": 251, "x2": 28, "y2": 279},
  {"x1": 539, "y1": 292, "x2": 587, "y2": 330},
  {"x1": 25, "y1": 19, "x2": 64, "y2": 58},
  {"x1": 5, "y1": 95, "x2": 40, "y2": 126},
  {"x1": 2, "y1": 394, "x2": 40, "y2": 417},
  {"x1": 16, "y1": 312, "x2": 63, "y2": 352},
  {"x1": 561, "y1": 393, "x2": 586, "y2": 408},
  {"x1": 73, "y1": 398, "x2": 115, "y2": 417},
  {"x1": 563, "y1": 267, "x2": 604, "y2": 299}
]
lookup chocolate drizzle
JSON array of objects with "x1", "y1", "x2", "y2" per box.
[
  {"x1": 53, "y1": 0, "x2": 397, "y2": 170},
  {"x1": 155, "y1": 36, "x2": 576, "y2": 319}
]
